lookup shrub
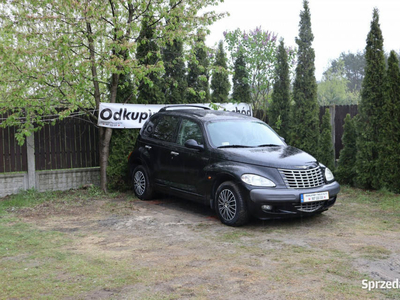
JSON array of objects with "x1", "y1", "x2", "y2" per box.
[{"x1": 336, "y1": 114, "x2": 357, "y2": 185}]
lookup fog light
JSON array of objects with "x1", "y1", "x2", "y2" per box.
[{"x1": 261, "y1": 205, "x2": 273, "y2": 211}]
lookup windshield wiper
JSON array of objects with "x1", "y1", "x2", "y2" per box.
[
  {"x1": 256, "y1": 144, "x2": 281, "y2": 147},
  {"x1": 217, "y1": 145, "x2": 253, "y2": 149}
]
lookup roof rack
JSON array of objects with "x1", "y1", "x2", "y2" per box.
[{"x1": 159, "y1": 105, "x2": 211, "y2": 112}]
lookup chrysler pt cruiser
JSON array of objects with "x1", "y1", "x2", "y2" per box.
[{"x1": 128, "y1": 106, "x2": 340, "y2": 226}]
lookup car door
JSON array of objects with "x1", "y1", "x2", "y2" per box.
[
  {"x1": 146, "y1": 114, "x2": 181, "y2": 188},
  {"x1": 173, "y1": 118, "x2": 210, "y2": 198}
]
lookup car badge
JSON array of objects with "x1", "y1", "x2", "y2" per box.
[{"x1": 294, "y1": 165, "x2": 309, "y2": 169}]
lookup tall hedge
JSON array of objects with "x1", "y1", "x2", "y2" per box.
[
  {"x1": 378, "y1": 50, "x2": 400, "y2": 192},
  {"x1": 232, "y1": 51, "x2": 251, "y2": 103},
  {"x1": 136, "y1": 19, "x2": 165, "y2": 104},
  {"x1": 163, "y1": 38, "x2": 187, "y2": 104},
  {"x1": 269, "y1": 39, "x2": 291, "y2": 139},
  {"x1": 336, "y1": 114, "x2": 357, "y2": 185},
  {"x1": 211, "y1": 41, "x2": 231, "y2": 103},
  {"x1": 290, "y1": 0, "x2": 319, "y2": 157},
  {"x1": 317, "y1": 108, "x2": 335, "y2": 171},
  {"x1": 355, "y1": 8, "x2": 386, "y2": 189},
  {"x1": 187, "y1": 33, "x2": 210, "y2": 103}
]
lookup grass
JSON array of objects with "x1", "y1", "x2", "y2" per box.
[
  {"x1": 0, "y1": 188, "x2": 145, "y2": 299},
  {"x1": 0, "y1": 189, "x2": 55, "y2": 215},
  {"x1": 219, "y1": 230, "x2": 254, "y2": 242},
  {"x1": 341, "y1": 185, "x2": 400, "y2": 212},
  {"x1": 0, "y1": 234, "x2": 123, "y2": 298},
  {"x1": 0, "y1": 187, "x2": 101, "y2": 216},
  {"x1": 356, "y1": 245, "x2": 392, "y2": 260}
]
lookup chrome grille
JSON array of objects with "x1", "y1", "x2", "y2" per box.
[
  {"x1": 279, "y1": 167, "x2": 324, "y2": 189},
  {"x1": 294, "y1": 201, "x2": 325, "y2": 212}
]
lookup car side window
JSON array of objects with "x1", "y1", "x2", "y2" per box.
[
  {"x1": 142, "y1": 116, "x2": 159, "y2": 138},
  {"x1": 177, "y1": 119, "x2": 203, "y2": 146},
  {"x1": 151, "y1": 115, "x2": 180, "y2": 142}
]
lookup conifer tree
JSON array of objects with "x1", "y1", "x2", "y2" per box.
[
  {"x1": 187, "y1": 33, "x2": 210, "y2": 103},
  {"x1": 336, "y1": 114, "x2": 357, "y2": 185},
  {"x1": 163, "y1": 38, "x2": 187, "y2": 104},
  {"x1": 290, "y1": 0, "x2": 319, "y2": 157},
  {"x1": 136, "y1": 19, "x2": 165, "y2": 104},
  {"x1": 378, "y1": 50, "x2": 400, "y2": 192},
  {"x1": 211, "y1": 41, "x2": 231, "y2": 103},
  {"x1": 269, "y1": 39, "x2": 291, "y2": 138},
  {"x1": 317, "y1": 108, "x2": 335, "y2": 171},
  {"x1": 355, "y1": 8, "x2": 386, "y2": 189},
  {"x1": 232, "y1": 51, "x2": 251, "y2": 103}
]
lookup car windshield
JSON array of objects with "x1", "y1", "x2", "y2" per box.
[{"x1": 206, "y1": 120, "x2": 285, "y2": 148}]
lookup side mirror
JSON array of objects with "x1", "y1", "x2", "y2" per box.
[
  {"x1": 184, "y1": 139, "x2": 204, "y2": 151},
  {"x1": 280, "y1": 136, "x2": 286, "y2": 142}
]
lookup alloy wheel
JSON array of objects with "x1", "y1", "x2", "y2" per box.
[
  {"x1": 134, "y1": 170, "x2": 146, "y2": 196},
  {"x1": 218, "y1": 188, "x2": 237, "y2": 221}
]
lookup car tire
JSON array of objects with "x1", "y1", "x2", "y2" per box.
[
  {"x1": 132, "y1": 165, "x2": 154, "y2": 200},
  {"x1": 215, "y1": 181, "x2": 249, "y2": 226}
]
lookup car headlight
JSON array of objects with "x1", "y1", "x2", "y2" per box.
[
  {"x1": 241, "y1": 174, "x2": 276, "y2": 187},
  {"x1": 324, "y1": 167, "x2": 335, "y2": 182}
]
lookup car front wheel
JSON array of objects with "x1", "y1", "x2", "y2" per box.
[
  {"x1": 132, "y1": 165, "x2": 154, "y2": 200},
  {"x1": 215, "y1": 181, "x2": 249, "y2": 226}
]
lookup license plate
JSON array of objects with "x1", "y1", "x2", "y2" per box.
[{"x1": 301, "y1": 191, "x2": 329, "y2": 203}]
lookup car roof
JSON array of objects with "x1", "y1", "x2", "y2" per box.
[{"x1": 157, "y1": 108, "x2": 256, "y2": 122}]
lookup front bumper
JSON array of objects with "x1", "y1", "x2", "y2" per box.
[{"x1": 248, "y1": 181, "x2": 340, "y2": 219}]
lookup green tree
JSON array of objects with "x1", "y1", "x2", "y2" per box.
[
  {"x1": 325, "y1": 51, "x2": 365, "y2": 94},
  {"x1": 224, "y1": 27, "x2": 296, "y2": 112},
  {"x1": 336, "y1": 114, "x2": 357, "y2": 185},
  {"x1": 318, "y1": 60, "x2": 359, "y2": 105},
  {"x1": 290, "y1": 0, "x2": 319, "y2": 158},
  {"x1": 378, "y1": 50, "x2": 400, "y2": 192},
  {"x1": 231, "y1": 51, "x2": 251, "y2": 103},
  {"x1": 136, "y1": 18, "x2": 165, "y2": 104},
  {"x1": 317, "y1": 108, "x2": 335, "y2": 171},
  {"x1": 187, "y1": 32, "x2": 210, "y2": 103},
  {"x1": 355, "y1": 8, "x2": 387, "y2": 189},
  {"x1": 211, "y1": 41, "x2": 230, "y2": 103},
  {"x1": 269, "y1": 39, "x2": 291, "y2": 139},
  {"x1": 0, "y1": 0, "x2": 225, "y2": 192},
  {"x1": 163, "y1": 38, "x2": 187, "y2": 104}
]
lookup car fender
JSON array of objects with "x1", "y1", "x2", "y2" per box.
[{"x1": 128, "y1": 146, "x2": 153, "y2": 178}]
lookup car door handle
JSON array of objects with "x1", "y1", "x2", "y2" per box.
[
  {"x1": 145, "y1": 145, "x2": 152, "y2": 150},
  {"x1": 171, "y1": 151, "x2": 179, "y2": 156}
]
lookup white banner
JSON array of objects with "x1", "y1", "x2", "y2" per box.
[{"x1": 98, "y1": 103, "x2": 252, "y2": 129}]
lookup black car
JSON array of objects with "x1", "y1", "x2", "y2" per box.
[{"x1": 128, "y1": 106, "x2": 340, "y2": 226}]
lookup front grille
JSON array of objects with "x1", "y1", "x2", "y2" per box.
[
  {"x1": 294, "y1": 201, "x2": 325, "y2": 212},
  {"x1": 279, "y1": 167, "x2": 324, "y2": 189}
]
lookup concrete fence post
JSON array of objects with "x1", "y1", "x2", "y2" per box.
[{"x1": 26, "y1": 134, "x2": 36, "y2": 189}]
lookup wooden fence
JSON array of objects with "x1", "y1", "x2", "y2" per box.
[
  {"x1": 0, "y1": 125, "x2": 28, "y2": 173},
  {"x1": 321, "y1": 105, "x2": 358, "y2": 159},
  {"x1": 1, "y1": 105, "x2": 358, "y2": 174},
  {"x1": 0, "y1": 116, "x2": 99, "y2": 173}
]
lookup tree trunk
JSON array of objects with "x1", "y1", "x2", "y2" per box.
[
  {"x1": 99, "y1": 126, "x2": 113, "y2": 193},
  {"x1": 86, "y1": 21, "x2": 115, "y2": 193}
]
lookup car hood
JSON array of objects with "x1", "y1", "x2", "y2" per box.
[{"x1": 217, "y1": 146, "x2": 318, "y2": 169}]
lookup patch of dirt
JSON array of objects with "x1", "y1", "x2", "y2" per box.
[{"x1": 14, "y1": 194, "x2": 400, "y2": 299}]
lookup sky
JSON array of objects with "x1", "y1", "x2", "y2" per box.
[{"x1": 205, "y1": 0, "x2": 400, "y2": 81}]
